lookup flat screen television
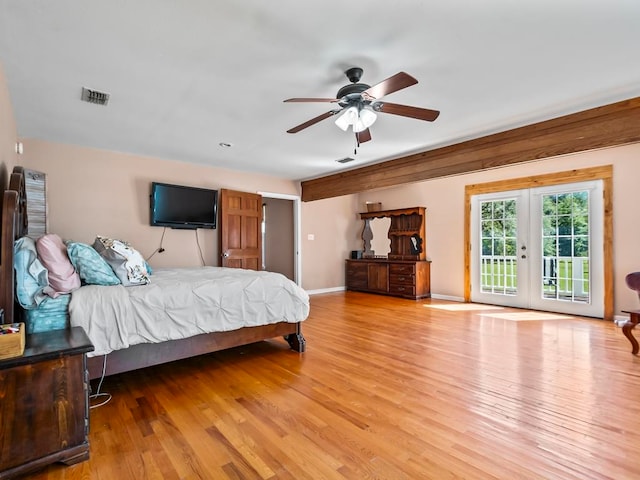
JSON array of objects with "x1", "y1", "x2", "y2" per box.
[{"x1": 150, "y1": 182, "x2": 218, "y2": 229}]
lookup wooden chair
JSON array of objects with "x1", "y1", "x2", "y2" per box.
[{"x1": 622, "y1": 272, "x2": 640, "y2": 354}]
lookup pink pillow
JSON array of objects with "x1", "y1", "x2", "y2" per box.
[{"x1": 36, "y1": 234, "x2": 81, "y2": 297}]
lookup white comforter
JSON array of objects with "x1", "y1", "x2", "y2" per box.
[{"x1": 69, "y1": 267, "x2": 309, "y2": 356}]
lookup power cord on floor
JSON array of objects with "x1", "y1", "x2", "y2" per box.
[{"x1": 90, "y1": 354, "x2": 112, "y2": 409}]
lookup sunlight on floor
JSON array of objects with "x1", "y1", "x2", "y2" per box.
[
  {"x1": 425, "y1": 303, "x2": 575, "y2": 321},
  {"x1": 424, "y1": 303, "x2": 504, "y2": 311},
  {"x1": 478, "y1": 312, "x2": 573, "y2": 321}
]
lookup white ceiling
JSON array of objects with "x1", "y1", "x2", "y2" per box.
[{"x1": 1, "y1": 1, "x2": 640, "y2": 182}]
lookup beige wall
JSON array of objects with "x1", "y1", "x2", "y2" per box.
[
  {"x1": 19, "y1": 139, "x2": 299, "y2": 269},
  {"x1": 355, "y1": 144, "x2": 640, "y2": 314},
  {"x1": 0, "y1": 63, "x2": 18, "y2": 185},
  {"x1": 18, "y1": 137, "x2": 640, "y2": 315},
  {"x1": 7, "y1": 53, "x2": 640, "y2": 313},
  {"x1": 16, "y1": 139, "x2": 361, "y2": 292},
  {"x1": 300, "y1": 193, "x2": 361, "y2": 291}
]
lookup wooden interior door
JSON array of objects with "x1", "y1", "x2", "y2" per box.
[{"x1": 219, "y1": 189, "x2": 262, "y2": 270}]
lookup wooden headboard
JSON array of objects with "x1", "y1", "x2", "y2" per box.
[{"x1": 0, "y1": 166, "x2": 27, "y2": 324}]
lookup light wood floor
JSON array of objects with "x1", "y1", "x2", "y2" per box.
[{"x1": 31, "y1": 292, "x2": 640, "y2": 479}]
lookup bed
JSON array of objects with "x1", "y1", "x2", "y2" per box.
[{"x1": 0, "y1": 166, "x2": 308, "y2": 379}]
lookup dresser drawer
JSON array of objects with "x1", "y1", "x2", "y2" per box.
[
  {"x1": 347, "y1": 278, "x2": 368, "y2": 289},
  {"x1": 347, "y1": 268, "x2": 367, "y2": 281},
  {"x1": 389, "y1": 274, "x2": 415, "y2": 286},
  {"x1": 389, "y1": 284, "x2": 416, "y2": 296},
  {"x1": 389, "y1": 263, "x2": 416, "y2": 275}
]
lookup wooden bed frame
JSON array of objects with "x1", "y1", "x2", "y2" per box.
[{"x1": 0, "y1": 166, "x2": 305, "y2": 379}]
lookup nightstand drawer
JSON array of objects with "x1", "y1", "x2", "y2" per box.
[
  {"x1": 389, "y1": 263, "x2": 415, "y2": 275},
  {"x1": 389, "y1": 274, "x2": 415, "y2": 286}
]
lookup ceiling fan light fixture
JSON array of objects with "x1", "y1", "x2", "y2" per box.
[
  {"x1": 334, "y1": 106, "x2": 359, "y2": 131},
  {"x1": 285, "y1": 69, "x2": 440, "y2": 138},
  {"x1": 353, "y1": 107, "x2": 377, "y2": 133}
]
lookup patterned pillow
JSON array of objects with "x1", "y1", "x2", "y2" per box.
[
  {"x1": 93, "y1": 236, "x2": 150, "y2": 286},
  {"x1": 66, "y1": 242, "x2": 120, "y2": 286}
]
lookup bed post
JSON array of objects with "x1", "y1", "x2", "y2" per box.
[
  {"x1": 285, "y1": 323, "x2": 306, "y2": 352},
  {"x1": 0, "y1": 190, "x2": 17, "y2": 324},
  {"x1": 0, "y1": 167, "x2": 27, "y2": 325}
]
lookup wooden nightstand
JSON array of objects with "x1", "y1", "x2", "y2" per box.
[{"x1": 0, "y1": 327, "x2": 94, "y2": 479}]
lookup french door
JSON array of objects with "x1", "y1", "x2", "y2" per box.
[{"x1": 470, "y1": 181, "x2": 603, "y2": 317}]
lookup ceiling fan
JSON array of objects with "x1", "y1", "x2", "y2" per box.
[{"x1": 284, "y1": 67, "x2": 440, "y2": 144}]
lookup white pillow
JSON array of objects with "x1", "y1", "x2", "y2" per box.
[{"x1": 92, "y1": 236, "x2": 150, "y2": 286}]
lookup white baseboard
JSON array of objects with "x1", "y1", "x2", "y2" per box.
[
  {"x1": 307, "y1": 288, "x2": 464, "y2": 301},
  {"x1": 430, "y1": 293, "x2": 465, "y2": 302},
  {"x1": 307, "y1": 286, "x2": 346, "y2": 295}
]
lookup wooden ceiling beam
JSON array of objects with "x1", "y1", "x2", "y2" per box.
[{"x1": 300, "y1": 96, "x2": 640, "y2": 202}]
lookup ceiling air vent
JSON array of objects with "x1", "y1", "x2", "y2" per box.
[
  {"x1": 81, "y1": 87, "x2": 110, "y2": 106},
  {"x1": 336, "y1": 157, "x2": 355, "y2": 164}
]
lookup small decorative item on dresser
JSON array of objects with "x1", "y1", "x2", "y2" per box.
[
  {"x1": 365, "y1": 201, "x2": 382, "y2": 212},
  {"x1": 0, "y1": 322, "x2": 26, "y2": 360}
]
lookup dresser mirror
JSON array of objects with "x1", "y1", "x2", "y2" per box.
[
  {"x1": 347, "y1": 207, "x2": 430, "y2": 300},
  {"x1": 365, "y1": 217, "x2": 391, "y2": 257}
]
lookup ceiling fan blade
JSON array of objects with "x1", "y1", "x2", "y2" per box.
[
  {"x1": 286, "y1": 110, "x2": 339, "y2": 133},
  {"x1": 356, "y1": 129, "x2": 372, "y2": 144},
  {"x1": 284, "y1": 98, "x2": 338, "y2": 103},
  {"x1": 375, "y1": 102, "x2": 440, "y2": 122},
  {"x1": 362, "y1": 72, "x2": 418, "y2": 100}
]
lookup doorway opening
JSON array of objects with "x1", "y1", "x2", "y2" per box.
[
  {"x1": 464, "y1": 165, "x2": 613, "y2": 320},
  {"x1": 260, "y1": 192, "x2": 301, "y2": 286},
  {"x1": 470, "y1": 181, "x2": 604, "y2": 317}
]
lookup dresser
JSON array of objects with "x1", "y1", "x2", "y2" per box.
[
  {"x1": 346, "y1": 258, "x2": 431, "y2": 299},
  {"x1": 0, "y1": 327, "x2": 94, "y2": 479},
  {"x1": 346, "y1": 206, "x2": 431, "y2": 300}
]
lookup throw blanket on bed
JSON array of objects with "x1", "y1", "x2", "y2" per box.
[{"x1": 69, "y1": 267, "x2": 310, "y2": 356}]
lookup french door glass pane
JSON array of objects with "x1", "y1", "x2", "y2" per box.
[
  {"x1": 480, "y1": 199, "x2": 517, "y2": 295},
  {"x1": 540, "y1": 191, "x2": 590, "y2": 303}
]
